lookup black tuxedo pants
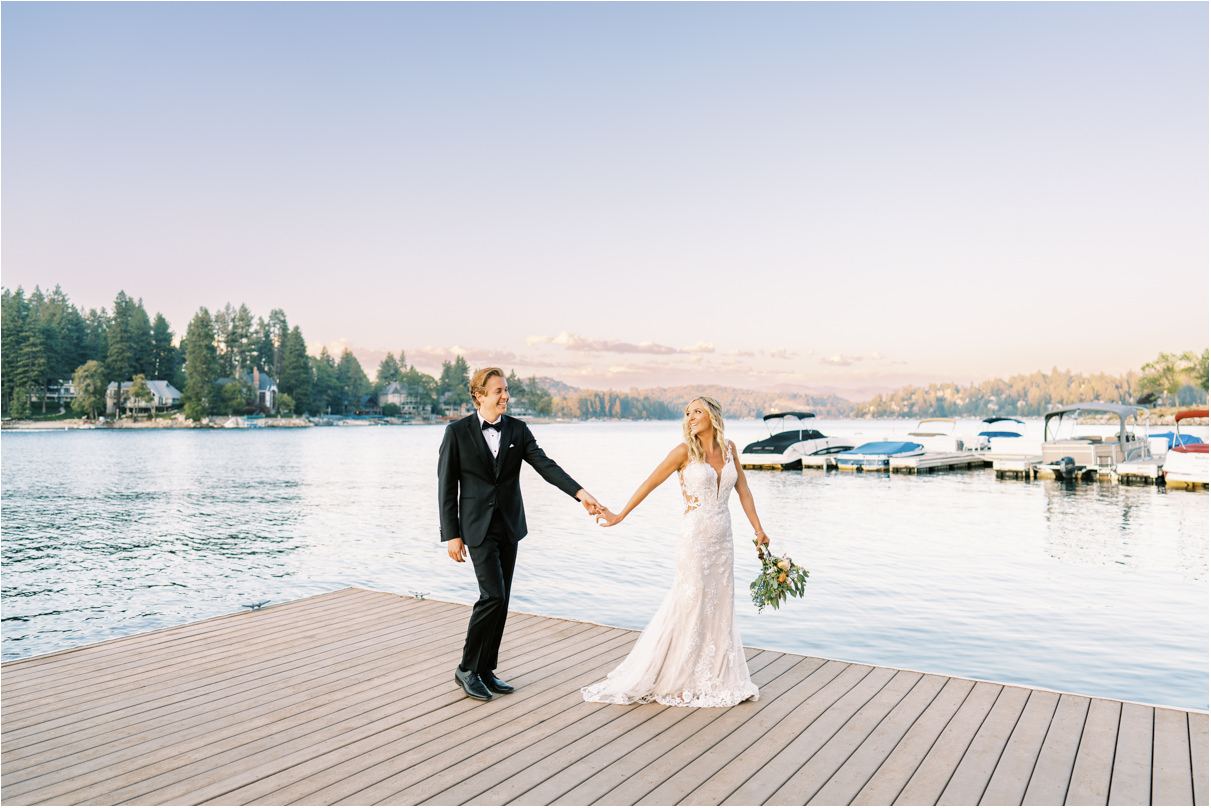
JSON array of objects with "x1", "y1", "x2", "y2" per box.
[{"x1": 461, "y1": 511, "x2": 517, "y2": 674}]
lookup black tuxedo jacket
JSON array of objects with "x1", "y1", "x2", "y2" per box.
[{"x1": 438, "y1": 414, "x2": 582, "y2": 547}]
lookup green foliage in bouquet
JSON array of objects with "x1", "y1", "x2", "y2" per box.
[{"x1": 750, "y1": 538, "x2": 809, "y2": 613}]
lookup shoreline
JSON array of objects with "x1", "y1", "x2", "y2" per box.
[{"x1": 2, "y1": 409, "x2": 1204, "y2": 430}]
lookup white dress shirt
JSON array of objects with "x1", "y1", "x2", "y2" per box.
[{"x1": 478, "y1": 413, "x2": 503, "y2": 458}]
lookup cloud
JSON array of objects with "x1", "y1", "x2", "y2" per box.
[
  {"x1": 724, "y1": 349, "x2": 755, "y2": 357},
  {"x1": 766, "y1": 347, "x2": 795, "y2": 360},
  {"x1": 408, "y1": 345, "x2": 519, "y2": 365},
  {"x1": 820, "y1": 352, "x2": 889, "y2": 367},
  {"x1": 682, "y1": 341, "x2": 715, "y2": 354},
  {"x1": 526, "y1": 332, "x2": 678, "y2": 355}
]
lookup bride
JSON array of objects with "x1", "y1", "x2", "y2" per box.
[{"x1": 582, "y1": 396, "x2": 770, "y2": 708}]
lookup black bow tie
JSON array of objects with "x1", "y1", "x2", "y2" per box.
[{"x1": 481, "y1": 420, "x2": 502, "y2": 432}]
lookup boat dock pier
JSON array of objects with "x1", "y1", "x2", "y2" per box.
[
  {"x1": 2, "y1": 588, "x2": 1206, "y2": 806},
  {"x1": 990, "y1": 454, "x2": 1043, "y2": 480},
  {"x1": 890, "y1": 452, "x2": 991, "y2": 475}
]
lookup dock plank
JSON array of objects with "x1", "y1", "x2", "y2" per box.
[
  {"x1": 808, "y1": 673, "x2": 949, "y2": 806},
  {"x1": 1189, "y1": 712, "x2": 1209, "y2": 807},
  {"x1": 981, "y1": 689, "x2": 1060, "y2": 806},
  {"x1": 1066, "y1": 698, "x2": 1123, "y2": 805},
  {"x1": 1109, "y1": 702, "x2": 1154, "y2": 806},
  {"x1": 851, "y1": 677, "x2": 976, "y2": 805},
  {"x1": 894, "y1": 681, "x2": 1002, "y2": 805},
  {"x1": 1023, "y1": 693, "x2": 1089, "y2": 806},
  {"x1": 939, "y1": 684, "x2": 1031, "y2": 805},
  {"x1": 768, "y1": 669, "x2": 922, "y2": 804},
  {"x1": 1152, "y1": 709, "x2": 1194, "y2": 806},
  {"x1": 1, "y1": 587, "x2": 1204, "y2": 807}
]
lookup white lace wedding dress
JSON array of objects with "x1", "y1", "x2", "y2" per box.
[{"x1": 581, "y1": 443, "x2": 759, "y2": 707}]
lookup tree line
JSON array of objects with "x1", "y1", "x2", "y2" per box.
[
  {"x1": 0, "y1": 285, "x2": 570, "y2": 421},
  {"x1": 857, "y1": 350, "x2": 1208, "y2": 419}
]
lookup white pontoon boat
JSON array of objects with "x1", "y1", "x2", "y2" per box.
[{"x1": 739, "y1": 412, "x2": 854, "y2": 470}]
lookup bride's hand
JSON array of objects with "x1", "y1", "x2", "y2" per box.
[{"x1": 596, "y1": 509, "x2": 623, "y2": 527}]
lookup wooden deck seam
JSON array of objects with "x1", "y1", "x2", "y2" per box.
[
  {"x1": 984, "y1": 685, "x2": 1062, "y2": 807},
  {"x1": 0, "y1": 594, "x2": 441, "y2": 701},
  {"x1": 9, "y1": 629, "x2": 634, "y2": 804},
  {"x1": 0, "y1": 605, "x2": 480, "y2": 747},
  {"x1": 0, "y1": 589, "x2": 382, "y2": 674},
  {"x1": 0, "y1": 602, "x2": 471, "y2": 733},
  {"x1": 198, "y1": 632, "x2": 641, "y2": 807},
  {"x1": 1, "y1": 611, "x2": 502, "y2": 776},
  {"x1": 771, "y1": 667, "x2": 919, "y2": 806},
  {"x1": 794, "y1": 669, "x2": 926, "y2": 806}
]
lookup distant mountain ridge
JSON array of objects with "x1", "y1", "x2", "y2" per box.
[
  {"x1": 639, "y1": 385, "x2": 855, "y2": 419},
  {"x1": 527, "y1": 379, "x2": 855, "y2": 419}
]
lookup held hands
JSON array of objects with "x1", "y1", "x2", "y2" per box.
[
  {"x1": 596, "y1": 508, "x2": 624, "y2": 528},
  {"x1": 577, "y1": 490, "x2": 605, "y2": 516}
]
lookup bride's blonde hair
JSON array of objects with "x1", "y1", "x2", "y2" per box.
[{"x1": 683, "y1": 396, "x2": 726, "y2": 464}]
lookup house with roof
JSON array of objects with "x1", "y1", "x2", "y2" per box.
[
  {"x1": 380, "y1": 381, "x2": 429, "y2": 418},
  {"x1": 214, "y1": 368, "x2": 278, "y2": 414},
  {"x1": 106, "y1": 380, "x2": 183, "y2": 415}
]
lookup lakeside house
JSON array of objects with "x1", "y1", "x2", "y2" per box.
[
  {"x1": 214, "y1": 368, "x2": 278, "y2": 414},
  {"x1": 380, "y1": 381, "x2": 429, "y2": 418},
  {"x1": 105, "y1": 380, "x2": 183, "y2": 416}
]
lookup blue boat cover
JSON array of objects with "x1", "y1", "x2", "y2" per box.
[
  {"x1": 978, "y1": 431, "x2": 1023, "y2": 438},
  {"x1": 843, "y1": 441, "x2": 924, "y2": 456},
  {"x1": 1150, "y1": 432, "x2": 1205, "y2": 450}
]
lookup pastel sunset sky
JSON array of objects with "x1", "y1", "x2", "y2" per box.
[{"x1": 3, "y1": 2, "x2": 1206, "y2": 399}]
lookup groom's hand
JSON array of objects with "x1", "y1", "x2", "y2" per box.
[
  {"x1": 447, "y1": 538, "x2": 467, "y2": 562},
  {"x1": 576, "y1": 490, "x2": 604, "y2": 516}
]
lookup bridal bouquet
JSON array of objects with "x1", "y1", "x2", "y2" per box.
[{"x1": 750, "y1": 538, "x2": 809, "y2": 613}]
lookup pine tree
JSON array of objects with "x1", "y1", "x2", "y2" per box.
[
  {"x1": 229, "y1": 304, "x2": 256, "y2": 374},
  {"x1": 375, "y1": 352, "x2": 403, "y2": 391},
  {"x1": 150, "y1": 314, "x2": 178, "y2": 379},
  {"x1": 1, "y1": 288, "x2": 30, "y2": 413},
  {"x1": 129, "y1": 299, "x2": 154, "y2": 377},
  {"x1": 310, "y1": 347, "x2": 339, "y2": 414},
  {"x1": 335, "y1": 348, "x2": 371, "y2": 407},
  {"x1": 106, "y1": 291, "x2": 136, "y2": 384},
  {"x1": 279, "y1": 326, "x2": 312, "y2": 411},
  {"x1": 268, "y1": 309, "x2": 289, "y2": 379},
  {"x1": 183, "y1": 308, "x2": 219, "y2": 419}
]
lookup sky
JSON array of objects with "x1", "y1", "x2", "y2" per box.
[{"x1": 2, "y1": 2, "x2": 1207, "y2": 400}]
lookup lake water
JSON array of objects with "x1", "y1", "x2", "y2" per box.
[{"x1": 2, "y1": 419, "x2": 1207, "y2": 710}]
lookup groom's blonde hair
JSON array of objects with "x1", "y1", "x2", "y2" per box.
[
  {"x1": 682, "y1": 396, "x2": 726, "y2": 464},
  {"x1": 469, "y1": 366, "x2": 505, "y2": 405}
]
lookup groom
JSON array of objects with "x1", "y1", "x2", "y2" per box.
[{"x1": 438, "y1": 366, "x2": 603, "y2": 701}]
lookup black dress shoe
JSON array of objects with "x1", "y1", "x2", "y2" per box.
[
  {"x1": 455, "y1": 668, "x2": 492, "y2": 701},
  {"x1": 481, "y1": 672, "x2": 514, "y2": 694}
]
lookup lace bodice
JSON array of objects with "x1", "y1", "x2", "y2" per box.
[{"x1": 677, "y1": 443, "x2": 738, "y2": 514}]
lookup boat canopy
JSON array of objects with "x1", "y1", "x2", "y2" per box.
[
  {"x1": 910, "y1": 418, "x2": 956, "y2": 436},
  {"x1": 763, "y1": 412, "x2": 815, "y2": 421},
  {"x1": 1042, "y1": 402, "x2": 1148, "y2": 443},
  {"x1": 1175, "y1": 409, "x2": 1209, "y2": 422},
  {"x1": 982, "y1": 417, "x2": 1025, "y2": 425},
  {"x1": 843, "y1": 441, "x2": 924, "y2": 456}
]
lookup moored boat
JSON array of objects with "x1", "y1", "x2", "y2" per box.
[
  {"x1": 1035, "y1": 402, "x2": 1151, "y2": 481},
  {"x1": 1163, "y1": 409, "x2": 1208, "y2": 488},
  {"x1": 835, "y1": 441, "x2": 925, "y2": 471},
  {"x1": 906, "y1": 418, "x2": 965, "y2": 452},
  {"x1": 740, "y1": 412, "x2": 854, "y2": 470}
]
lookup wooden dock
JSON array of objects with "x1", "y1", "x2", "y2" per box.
[
  {"x1": 890, "y1": 453, "x2": 990, "y2": 475},
  {"x1": 2, "y1": 588, "x2": 1206, "y2": 806}
]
